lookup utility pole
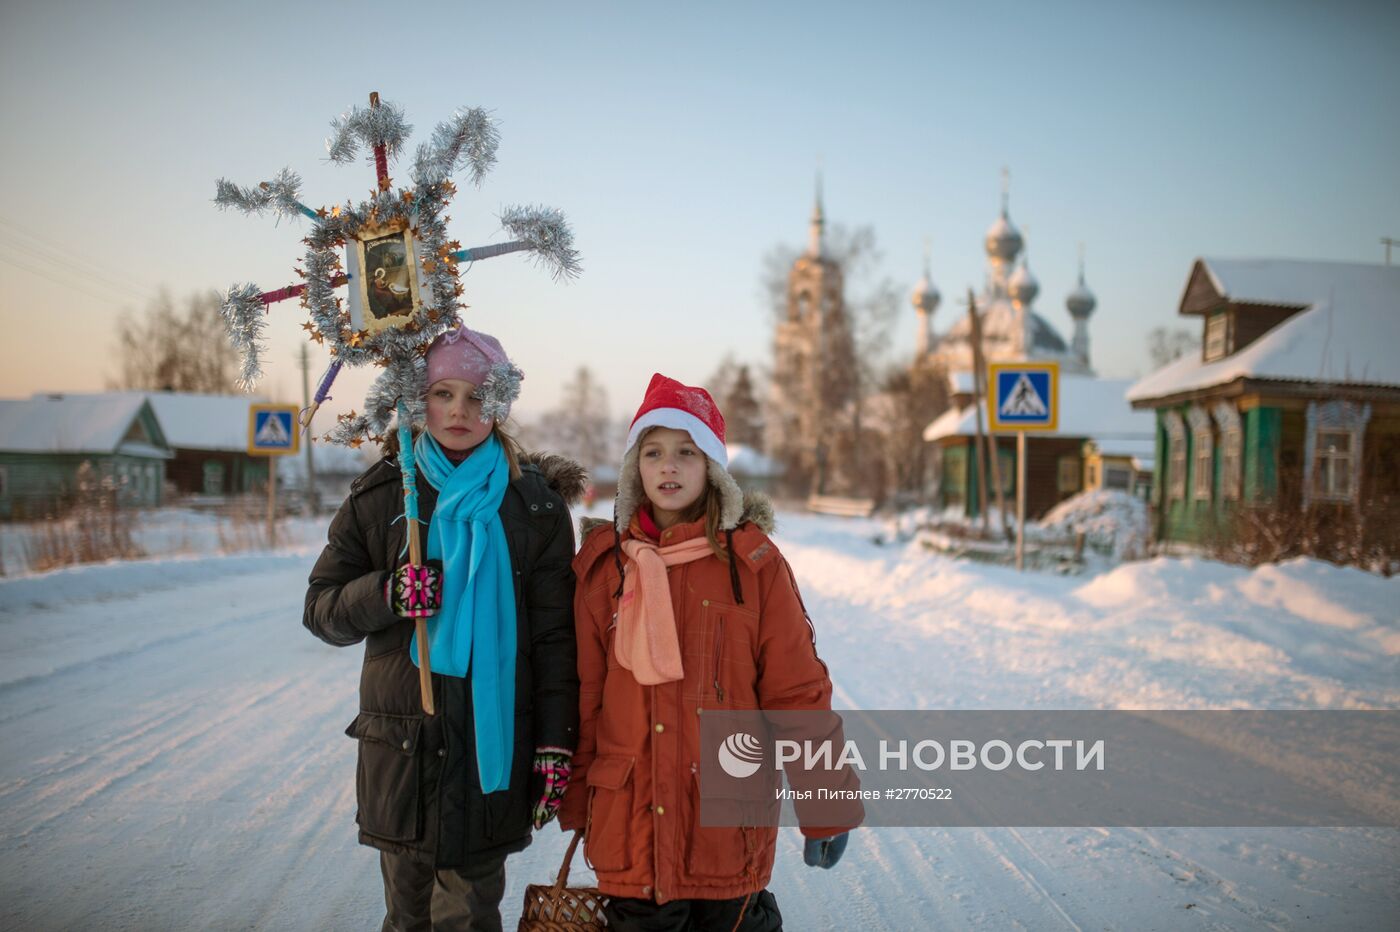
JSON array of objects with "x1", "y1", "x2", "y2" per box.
[
  {"x1": 299, "y1": 343, "x2": 317, "y2": 514},
  {"x1": 1382, "y1": 237, "x2": 1397, "y2": 266},
  {"x1": 966, "y1": 290, "x2": 990, "y2": 534}
]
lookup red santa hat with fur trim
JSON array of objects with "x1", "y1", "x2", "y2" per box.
[{"x1": 615, "y1": 373, "x2": 745, "y2": 532}]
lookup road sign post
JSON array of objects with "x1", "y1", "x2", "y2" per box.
[
  {"x1": 248, "y1": 404, "x2": 301, "y2": 550},
  {"x1": 987, "y1": 362, "x2": 1060, "y2": 571}
]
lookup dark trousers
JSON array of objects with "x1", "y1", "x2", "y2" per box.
[
  {"x1": 602, "y1": 890, "x2": 782, "y2": 932},
  {"x1": 379, "y1": 849, "x2": 508, "y2": 932}
]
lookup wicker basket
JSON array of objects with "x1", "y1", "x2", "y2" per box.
[{"x1": 517, "y1": 831, "x2": 609, "y2": 931}]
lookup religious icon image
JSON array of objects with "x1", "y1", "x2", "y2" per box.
[{"x1": 358, "y1": 226, "x2": 421, "y2": 324}]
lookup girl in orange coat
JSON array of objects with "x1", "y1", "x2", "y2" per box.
[{"x1": 559, "y1": 374, "x2": 859, "y2": 932}]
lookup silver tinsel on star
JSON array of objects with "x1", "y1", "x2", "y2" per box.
[
  {"x1": 220, "y1": 283, "x2": 268, "y2": 390},
  {"x1": 478, "y1": 360, "x2": 525, "y2": 424},
  {"x1": 217, "y1": 96, "x2": 579, "y2": 445},
  {"x1": 327, "y1": 353, "x2": 427, "y2": 445},
  {"x1": 499, "y1": 205, "x2": 582, "y2": 281},
  {"x1": 412, "y1": 107, "x2": 499, "y2": 188},
  {"x1": 214, "y1": 168, "x2": 304, "y2": 219},
  {"x1": 325, "y1": 100, "x2": 412, "y2": 165}
]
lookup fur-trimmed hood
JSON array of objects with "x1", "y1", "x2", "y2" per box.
[
  {"x1": 579, "y1": 489, "x2": 775, "y2": 543},
  {"x1": 520, "y1": 451, "x2": 588, "y2": 506}
]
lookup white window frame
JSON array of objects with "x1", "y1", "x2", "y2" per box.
[
  {"x1": 1204, "y1": 311, "x2": 1229, "y2": 361},
  {"x1": 1164, "y1": 410, "x2": 1186, "y2": 501},
  {"x1": 1187, "y1": 405, "x2": 1213, "y2": 502},
  {"x1": 1212, "y1": 402, "x2": 1243, "y2": 501},
  {"x1": 1303, "y1": 401, "x2": 1370, "y2": 507},
  {"x1": 1312, "y1": 429, "x2": 1353, "y2": 500}
]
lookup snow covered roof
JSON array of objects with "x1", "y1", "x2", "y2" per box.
[
  {"x1": 125, "y1": 392, "x2": 266, "y2": 451},
  {"x1": 924, "y1": 375, "x2": 1153, "y2": 457},
  {"x1": 727, "y1": 443, "x2": 783, "y2": 477},
  {"x1": 27, "y1": 391, "x2": 270, "y2": 451},
  {"x1": 0, "y1": 394, "x2": 170, "y2": 455},
  {"x1": 1130, "y1": 260, "x2": 1400, "y2": 403}
]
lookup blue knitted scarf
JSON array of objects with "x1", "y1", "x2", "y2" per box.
[{"x1": 409, "y1": 430, "x2": 516, "y2": 793}]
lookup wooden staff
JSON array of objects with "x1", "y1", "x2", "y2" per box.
[{"x1": 397, "y1": 400, "x2": 435, "y2": 715}]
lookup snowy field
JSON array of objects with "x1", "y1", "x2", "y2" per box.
[{"x1": 1, "y1": 508, "x2": 1397, "y2": 930}]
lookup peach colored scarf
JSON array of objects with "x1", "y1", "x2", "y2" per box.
[{"x1": 615, "y1": 537, "x2": 715, "y2": 685}]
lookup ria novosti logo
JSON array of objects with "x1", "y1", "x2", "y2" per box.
[{"x1": 718, "y1": 732, "x2": 764, "y2": 778}]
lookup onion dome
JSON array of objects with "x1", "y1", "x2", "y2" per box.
[
  {"x1": 984, "y1": 212, "x2": 1023, "y2": 261},
  {"x1": 911, "y1": 270, "x2": 941, "y2": 314},
  {"x1": 1008, "y1": 257, "x2": 1039, "y2": 307},
  {"x1": 1066, "y1": 270, "x2": 1097, "y2": 319}
]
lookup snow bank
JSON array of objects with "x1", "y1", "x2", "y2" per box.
[{"x1": 1038, "y1": 488, "x2": 1151, "y2": 560}]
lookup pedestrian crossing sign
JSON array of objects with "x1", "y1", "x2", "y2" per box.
[
  {"x1": 988, "y1": 362, "x2": 1059, "y2": 432},
  {"x1": 248, "y1": 404, "x2": 301, "y2": 455}
]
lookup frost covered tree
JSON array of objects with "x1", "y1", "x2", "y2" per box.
[
  {"x1": 531, "y1": 366, "x2": 617, "y2": 471},
  {"x1": 723, "y1": 365, "x2": 764, "y2": 448}
]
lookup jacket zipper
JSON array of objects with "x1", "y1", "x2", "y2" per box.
[{"x1": 712, "y1": 617, "x2": 725, "y2": 702}]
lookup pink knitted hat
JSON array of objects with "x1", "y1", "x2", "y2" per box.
[{"x1": 424, "y1": 325, "x2": 524, "y2": 423}]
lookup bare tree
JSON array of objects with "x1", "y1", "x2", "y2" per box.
[
  {"x1": 873, "y1": 358, "x2": 950, "y2": 504},
  {"x1": 111, "y1": 289, "x2": 240, "y2": 393},
  {"x1": 1147, "y1": 326, "x2": 1199, "y2": 370}
]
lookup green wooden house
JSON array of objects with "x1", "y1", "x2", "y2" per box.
[
  {"x1": 1127, "y1": 259, "x2": 1400, "y2": 556},
  {"x1": 0, "y1": 394, "x2": 174, "y2": 519}
]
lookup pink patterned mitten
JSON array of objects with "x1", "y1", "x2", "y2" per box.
[
  {"x1": 531, "y1": 748, "x2": 572, "y2": 830},
  {"x1": 387, "y1": 563, "x2": 442, "y2": 618}
]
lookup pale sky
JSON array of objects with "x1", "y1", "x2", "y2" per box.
[{"x1": 2, "y1": 0, "x2": 1397, "y2": 427}]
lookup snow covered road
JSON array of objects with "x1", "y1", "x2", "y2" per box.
[{"x1": 1, "y1": 515, "x2": 1396, "y2": 930}]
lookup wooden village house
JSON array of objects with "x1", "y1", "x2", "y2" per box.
[{"x1": 1126, "y1": 259, "x2": 1400, "y2": 562}]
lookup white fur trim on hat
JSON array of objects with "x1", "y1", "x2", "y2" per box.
[
  {"x1": 625, "y1": 409, "x2": 728, "y2": 467},
  {"x1": 613, "y1": 444, "x2": 744, "y2": 533}
]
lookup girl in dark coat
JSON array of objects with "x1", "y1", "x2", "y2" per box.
[{"x1": 304, "y1": 326, "x2": 583, "y2": 931}]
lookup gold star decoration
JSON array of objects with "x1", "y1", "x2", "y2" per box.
[
  {"x1": 348, "y1": 330, "x2": 367, "y2": 348},
  {"x1": 315, "y1": 206, "x2": 328, "y2": 219},
  {"x1": 301, "y1": 322, "x2": 316, "y2": 334},
  {"x1": 400, "y1": 189, "x2": 414, "y2": 204},
  {"x1": 349, "y1": 436, "x2": 364, "y2": 448},
  {"x1": 422, "y1": 259, "x2": 437, "y2": 273},
  {"x1": 378, "y1": 176, "x2": 393, "y2": 192},
  {"x1": 311, "y1": 331, "x2": 325, "y2": 345}
]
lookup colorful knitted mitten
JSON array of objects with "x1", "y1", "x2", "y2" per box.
[
  {"x1": 531, "y1": 748, "x2": 572, "y2": 829},
  {"x1": 387, "y1": 563, "x2": 442, "y2": 618}
]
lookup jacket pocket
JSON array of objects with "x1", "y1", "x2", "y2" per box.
[
  {"x1": 703, "y1": 602, "x2": 759, "y2": 707},
  {"x1": 345, "y1": 712, "x2": 422, "y2": 843},
  {"x1": 685, "y1": 768, "x2": 756, "y2": 879},
  {"x1": 584, "y1": 754, "x2": 635, "y2": 872}
]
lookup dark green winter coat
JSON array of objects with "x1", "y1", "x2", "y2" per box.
[{"x1": 304, "y1": 450, "x2": 585, "y2": 869}]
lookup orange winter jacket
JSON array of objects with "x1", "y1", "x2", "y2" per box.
[{"x1": 558, "y1": 497, "x2": 862, "y2": 904}]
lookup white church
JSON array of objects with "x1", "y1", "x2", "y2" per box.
[{"x1": 918, "y1": 186, "x2": 1154, "y2": 519}]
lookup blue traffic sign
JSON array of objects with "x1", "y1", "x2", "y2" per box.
[
  {"x1": 247, "y1": 404, "x2": 301, "y2": 455},
  {"x1": 988, "y1": 362, "x2": 1059, "y2": 431}
]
